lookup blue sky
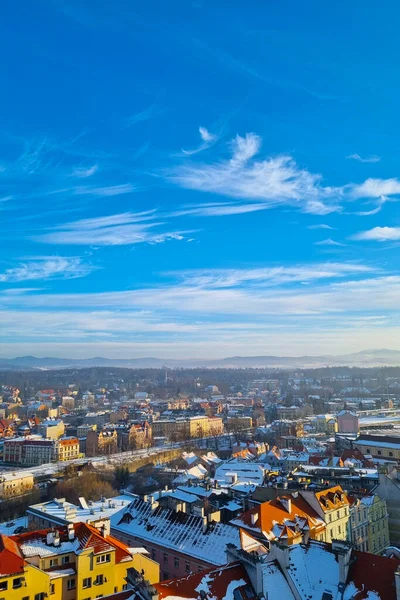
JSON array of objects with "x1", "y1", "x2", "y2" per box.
[{"x1": 1, "y1": 0, "x2": 400, "y2": 358}]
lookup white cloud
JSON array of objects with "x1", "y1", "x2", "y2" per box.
[
  {"x1": 346, "y1": 153, "x2": 381, "y2": 163},
  {"x1": 169, "y1": 133, "x2": 342, "y2": 215},
  {"x1": 72, "y1": 164, "x2": 98, "y2": 178},
  {"x1": 351, "y1": 178, "x2": 400, "y2": 198},
  {"x1": 171, "y1": 263, "x2": 373, "y2": 288},
  {"x1": 308, "y1": 224, "x2": 336, "y2": 230},
  {"x1": 182, "y1": 126, "x2": 219, "y2": 156},
  {"x1": 0, "y1": 256, "x2": 95, "y2": 282},
  {"x1": 352, "y1": 226, "x2": 400, "y2": 242},
  {"x1": 199, "y1": 127, "x2": 216, "y2": 143},
  {"x1": 35, "y1": 211, "x2": 192, "y2": 246},
  {"x1": 72, "y1": 183, "x2": 134, "y2": 196},
  {"x1": 315, "y1": 238, "x2": 345, "y2": 246}
]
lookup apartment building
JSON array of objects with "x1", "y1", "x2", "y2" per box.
[
  {"x1": 0, "y1": 471, "x2": 34, "y2": 499},
  {"x1": 3, "y1": 436, "x2": 81, "y2": 466},
  {"x1": 0, "y1": 520, "x2": 159, "y2": 600},
  {"x1": 152, "y1": 415, "x2": 223, "y2": 441},
  {"x1": 348, "y1": 494, "x2": 389, "y2": 554}
]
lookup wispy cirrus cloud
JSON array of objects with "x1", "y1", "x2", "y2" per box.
[
  {"x1": 168, "y1": 133, "x2": 342, "y2": 215},
  {"x1": 127, "y1": 100, "x2": 166, "y2": 127},
  {"x1": 351, "y1": 226, "x2": 400, "y2": 242},
  {"x1": 182, "y1": 126, "x2": 220, "y2": 156},
  {"x1": 71, "y1": 164, "x2": 99, "y2": 178},
  {"x1": 34, "y1": 211, "x2": 193, "y2": 246},
  {"x1": 169, "y1": 262, "x2": 373, "y2": 288},
  {"x1": 72, "y1": 183, "x2": 134, "y2": 196},
  {"x1": 346, "y1": 153, "x2": 381, "y2": 163},
  {"x1": 0, "y1": 256, "x2": 95, "y2": 282}
]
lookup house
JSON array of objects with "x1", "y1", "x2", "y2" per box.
[
  {"x1": 0, "y1": 520, "x2": 159, "y2": 600},
  {"x1": 232, "y1": 486, "x2": 350, "y2": 546},
  {"x1": 348, "y1": 494, "x2": 389, "y2": 554}
]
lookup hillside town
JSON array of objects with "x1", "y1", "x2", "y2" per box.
[{"x1": 0, "y1": 366, "x2": 400, "y2": 599}]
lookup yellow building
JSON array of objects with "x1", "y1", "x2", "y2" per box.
[
  {"x1": 0, "y1": 471, "x2": 34, "y2": 499},
  {"x1": 349, "y1": 494, "x2": 389, "y2": 554},
  {"x1": 300, "y1": 486, "x2": 350, "y2": 543},
  {"x1": 0, "y1": 520, "x2": 159, "y2": 600}
]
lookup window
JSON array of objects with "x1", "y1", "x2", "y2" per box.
[
  {"x1": 174, "y1": 557, "x2": 179, "y2": 568},
  {"x1": 67, "y1": 579, "x2": 76, "y2": 591},
  {"x1": 95, "y1": 575, "x2": 104, "y2": 586},
  {"x1": 163, "y1": 573, "x2": 169, "y2": 581},
  {"x1": 366, "y1": 449, "x2": 370, "y2": 454},
  {"x1": 198, "y1": 566, "x2": 203, "y2": 573},
  {"x1": 0, "y1": 583, "x2": 7, "y2": 592},
  {"x1": 49, "y1": 558, "x2": 58, "y2": 567},
  {"x1": 22, "y1": 597, "x2": 29, "y2": 600},
  {"x1": 122, "y1": 584, "x2": 128, "y2": 591},
  {"x1": 377, "y1": 451, "x2": 382, "y2": 456},
  {"x1": 96, "y1": 553, "x2": 111, "y2": 564},
  {"x1": 163, "y1": 553, "x2": 168, "y2": 564},
  {"x1": 35, "y1": 595, "x2": 45, "y2": 600},
  {"x1": 83, "y1": 578, "x2": 92, "y2": 589},
  {"x1": 337, "y1": 511, "x2": 340, "y2": 519},
  {"x1": 389, "y1": 452, "x2": 394, "y2": 457},
  {"x1": 338, "y1": 525, "x2": 341, "y2": 534},
  {"x1": 13, "y1": 578, "x2": 24, "y2": 589},
  {"x1": 185, "y1": 561, "x2": 190, "y2": 573},
  {"x1": 50, "y1": 583, "x2": 55, "y2": 595},
  {"x1": 151, "y1": 549, "x2": 156, "y2": 560},
  {"x1": 61, "y1": 556, "x2": 70, "y2": 564}
]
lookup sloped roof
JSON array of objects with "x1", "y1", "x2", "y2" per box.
[
  {"x1": 0, "y1": 534, "x2": 26, "y2": 577},
  {"x1": 11, "y1": 522, "x2": 131, "y2": 563},
  {"x1": 111, "y1": 496, "x2": 240, "y2": 565},
  {"x1": 154, "y1": 562, "x2": 253, "y2": 600}
]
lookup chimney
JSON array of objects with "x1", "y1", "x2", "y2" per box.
[
  {"x1": 395, "y1": 569, "x2": 400, "y2": 600},
  {"x1": 202, "y1": 516, "x2": 208, "y2": 533},
  {"x1": 250, "y1": 511, "x2": 259, "y2": 526},
  {"x1": 100, "y1": 519, "x2": 111, "y2": 538},
  {"x1": 46, "y1": 531, "x2": 55, "y2": 545},
  {"x1": 53, "y1": 530, "x2": 60, "y2": 546},
  {"x1": 332, "y1": 540, "x2": 352, "y2": 585},
  {"x1": 68, "y1": 523, "x2": 75, "y2": 540}
]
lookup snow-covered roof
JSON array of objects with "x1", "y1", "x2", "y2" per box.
[
  {"x1": 27, "y1": 494, "x2": 133, "y2": 525},
  {"x1": 111, "y1": 496, "x2": 240, "y2": 566}
]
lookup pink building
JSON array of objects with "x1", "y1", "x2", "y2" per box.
[{"x1": 337, "y1": 410, "x2": 359, "y2": 434}]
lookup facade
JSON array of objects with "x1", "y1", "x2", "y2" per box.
[
  {"x1": 121, "y1": 422, "x2": 152, "y2": 450},
  {"x1": 0, "y1": 520, "x2": 159, "y2": 600},
  {"x1": 0, "y1": 471, "x2": 34, "y2": 499},
  {"x1": 337, "y1": 410, "x2": 359, "y2": 434},
  {"x1": 348, "y1": 494, "x2": 389, "y2": 553},
  {"x1": 3, "y1": 436, "x2": 55, "y2": 466},
  {"x1": 55, "y1": 438, "x2": 81, "y2": 461},
  {"x1": 86, "y1": 429, "x2": 118, "y2": 457},
  {"x1": 3, "y1": 436, "x2": 81, "y2": 465},
  {"x1": 37, "y1": 419, "x2": 65, "y2": 440},
  {"x1": 152, "y1": 416, "x2": 223, "y2": 441},
  {"x1": 353, "y1": 434, "x2": 400, "y2": 461}
]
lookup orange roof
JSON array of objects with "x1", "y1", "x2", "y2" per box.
[
  {"x1": 315, "y1": 485, "x2": 349, "y2": 512},
  {"x1": 0, "y1": 534, "x2": 26, "y2": 576},
  {"x1": 237, "y1": 493, "x2": 326, "y2": 542}
]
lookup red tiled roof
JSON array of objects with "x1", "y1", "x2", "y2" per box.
[
  {"x1": 348, "y1": 550, "x2": 400, "y2": 600},
  {"x1": 155, "y1": 562, "x2": 253, "y2": 600},
  {"x1": 0, "y1": 534, "x2": 26, "y2": 576},
  {"x1": 341, "y1": 448, "x2": 375, "y2": 468}
]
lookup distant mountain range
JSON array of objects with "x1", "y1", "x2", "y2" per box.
[{"x1": 0, "y1": 349, "x2": 400, "y2": 370}]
